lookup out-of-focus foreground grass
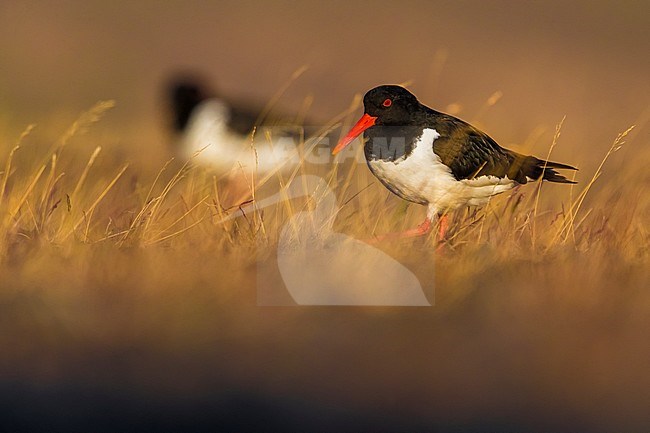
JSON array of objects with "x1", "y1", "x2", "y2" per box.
[{"x1": 0, "y1": 99, "x2": 648, "y2": 431}]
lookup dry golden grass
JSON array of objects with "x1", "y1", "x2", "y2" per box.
[
  {"x1": 1, "y1": 98, "x2": 646, "y2": 262},
  {"x1": 1, "y1": 97, "x2": 649, "y2": 430}
]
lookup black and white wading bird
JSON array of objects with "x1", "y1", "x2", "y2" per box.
[
  {"x1": 333, "y1": 85, "x2": 577, "y2": 241},
  {"x1": 167, "y1": 76, "x2": 304, "y2": 175}
]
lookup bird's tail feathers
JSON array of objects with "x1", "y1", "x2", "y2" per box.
[{"x1": 522, "y1": 156, "x2": 578, "y2": 184}]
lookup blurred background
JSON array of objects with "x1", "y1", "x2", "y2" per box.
[
  {"x1": 1, "y1": 0, "x2": 648, "y2": 162},
  {"x1": 1, "y1": 1, "x2": 649, "y2": 432}
]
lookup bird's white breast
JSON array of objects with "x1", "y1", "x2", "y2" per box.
[{"x1": 367, "y1": 128, "x2": 515, "y2": 214}]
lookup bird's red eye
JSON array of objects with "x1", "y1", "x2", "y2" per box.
[{"x1": 382, "y1": 98, "x2": 392, "y2": 107}]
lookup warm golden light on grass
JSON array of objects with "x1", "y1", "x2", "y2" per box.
[
  {"x1": 1, "y1": 95, "x2": 647, "y2": 267},
  {"x1": 0, "y1": 93, "x2": 648, "y2": 431}
]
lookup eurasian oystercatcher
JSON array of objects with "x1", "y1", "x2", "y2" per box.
[
  {"x1": 168, "y1": 76, "x2": 303, "y2": 174},
  {"x1": 332, "y1": 85, "x2": 577, "y2": 240}
]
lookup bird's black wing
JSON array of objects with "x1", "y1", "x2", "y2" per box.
[
  {"x1": 431, "y1": 114, "x2": 576, "y2": 184},
  {"x1": 224, "y1": 101, "x2": 263, "y2": 135},
  {"x1": 227, "y1": 99, "x2": 307, "y2": 141}
]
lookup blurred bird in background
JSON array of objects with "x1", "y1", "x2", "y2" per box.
[{"x1": 165, "y1": 73, "x2": 310, "y2": 203}]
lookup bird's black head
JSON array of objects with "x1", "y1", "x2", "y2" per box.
[
  {"x1": 333, "y1": 85, "x2": 421, "y2": 154},
  {"x1": 168, "y1": 78, "x2": 209, "y2": 132},
  {"x1": 362, "y1": 85, "x2": 420, "y2": 125}
]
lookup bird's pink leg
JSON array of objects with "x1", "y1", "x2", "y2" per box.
[
  {"x1": 389, "y1": 214, "x2": 452, "y2": 239},
  {"x1": 437, "y1": 214, "x2": 449, "y2": 241},
  {"x1": 366, "y1": 217, "x2": 433, "y2": 243},
  {"x1": 365, "y1": 213, "x2": 451, "y2": 246},
  {"x1": 397, "y1": 217, "x2": 433, "y2": 238}
]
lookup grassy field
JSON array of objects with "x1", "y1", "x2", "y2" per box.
[{"x1": 1, "y1": 95, "x2": 649, "y2": 431}]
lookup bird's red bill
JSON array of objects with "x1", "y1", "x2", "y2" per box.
[{"x1": 332, "y1": 113, "x2": 377, "y2": 155}]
